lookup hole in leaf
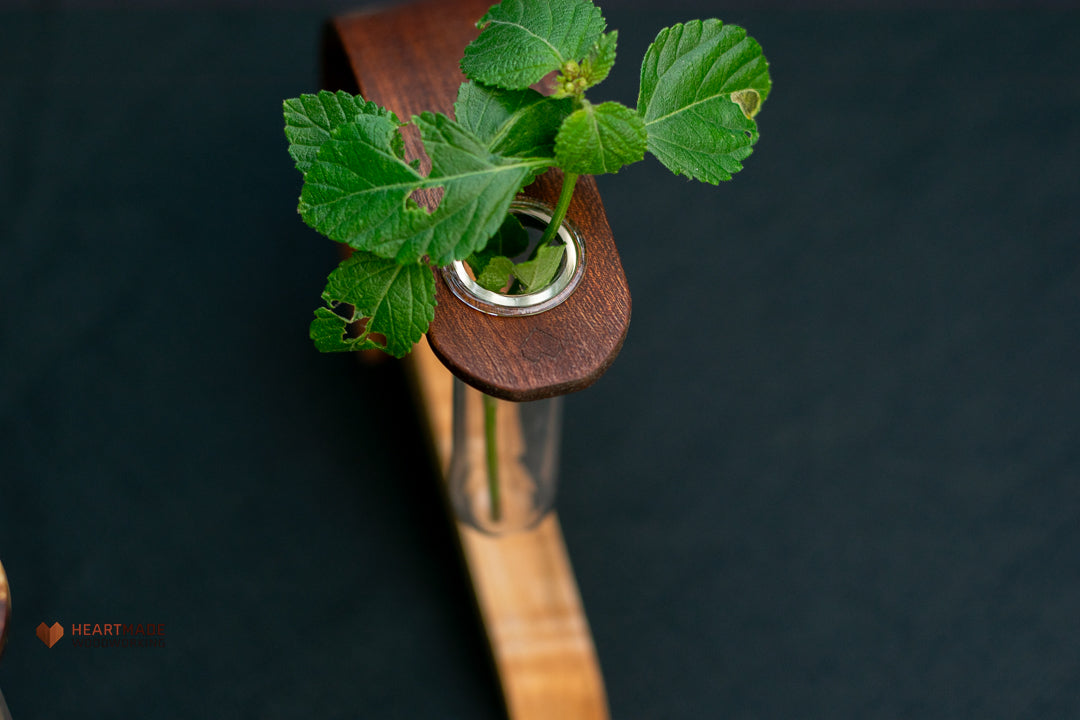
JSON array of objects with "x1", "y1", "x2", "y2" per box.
[
  {"x1": 345, "y1": 314, "x2": 369, "y2": 339},
  {"x1": 410, "y1": 185, "x2": 444, "y2": 211},
  {"x1": 397, "y1": 123, "x2": 427, "y2": 169},
  {"x1": 328, "y1": 301, "x2": 356, "y2": 321},
  {"x1": 341, "y1": 314, "x2": 385, "y2": 348}
]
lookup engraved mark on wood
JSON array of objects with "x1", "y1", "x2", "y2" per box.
[{"x1": 521, "y1": 330, "x2": 563, "y2": 362}]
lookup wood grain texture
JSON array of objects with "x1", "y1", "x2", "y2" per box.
[
  {"x1": 408, "y1": 338, "x2": 610, "y2": 720},
  {"x1": 329, "y1": 0, "x2": 631, "y2": 401}
]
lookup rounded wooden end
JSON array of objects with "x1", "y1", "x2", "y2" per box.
[{"x1": 427, "y1": 170, "x2": 631, "y2": 401}]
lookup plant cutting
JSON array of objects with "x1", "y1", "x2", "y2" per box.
[{"x1": 284, "y1": 0, "x2": 771, "y2": 530}]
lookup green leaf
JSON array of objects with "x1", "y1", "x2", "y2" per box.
[
  {"x1": 637, "y1": 19, "x2": 771, "y2": 184},
  {"x1": 475, "y1": 256, "x2": 515, "y2": 292},
  {"x1": 310, "y1": 307, "x2": 357, "y2": 352},
  {"x1": 410, "y1": 112, "x2": 549, "y2": 263},
  {"x1": 553, "y1": 30, "x2": 617, "y2": 97},
  {"x1": 555, "y1": 101, "x2": 646, "y2": 175},
  {"x1": 299, "y1": 111, "x2": 550, "y2": 265},
  {"x1": 461, "y1": 0, "x2": 606, "y2": 90},
  {"x1": 467, "y1": 212, "x2": 530, "y2": 273},
  {"x1": 284, "y1": 91, "x2": 400, "y2": 174},
  {"x1": 581, "y1": 30, "x2": 617, "y2": 88},
  {"x1": 513, "y1": 244, "x2": 565, "y2": 292},
  {"x1": 298, "y1": 113, "x2": 420, "y2": 256},
  {"x1": 311, "y1": 251, "x2": 436, "y2": 357},
  {"x1": 454, "y1": 82, "x2": 572, "y2": 159}
]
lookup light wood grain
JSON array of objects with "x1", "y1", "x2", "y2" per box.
[{"x1": 407, "y1": 338, "x2": 610, "y2": 720}]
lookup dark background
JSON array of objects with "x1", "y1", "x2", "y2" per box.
[{"x1": 2, "y1": 1, "x2": 1078, "y2": 717}]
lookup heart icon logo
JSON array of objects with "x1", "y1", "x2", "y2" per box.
[
  {"x1": 520, "y1": 329, "x2": 563, "y2": 362},
  {"x1": 36, "y1": 621, "x2": 64, "y2": 648}
]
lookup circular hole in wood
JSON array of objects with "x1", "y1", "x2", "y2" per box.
[{"x1": 441, "y1": 198, "x2": 586, "y2": 317}]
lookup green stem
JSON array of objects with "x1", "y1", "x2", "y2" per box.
[
  {"x1": 539, "y1": 172, "x2": 579, "y2": 247},
  {"x1": 480, "y1": 172, "x2": 576, "y2": 522},
  {"x1": 483, "y1": 393, "x2": 501, "y2": 523}
]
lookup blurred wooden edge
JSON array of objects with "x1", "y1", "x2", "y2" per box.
[
  {"x1": 405, "y1": 338, "x2": 610, "y2": 720},
  {"x1": 0, "y1": 559, "x2": 9, "y2": 659}
]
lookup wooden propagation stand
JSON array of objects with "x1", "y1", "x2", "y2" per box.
[{"x1": 324, "y1": 0, "x2": 632, "y2": 717}]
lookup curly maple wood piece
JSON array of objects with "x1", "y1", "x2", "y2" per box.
[
  {"x1": 408, "y1": 339, "x2": 610, "y2": 720},
  {"x1": 327, "y1": 0, "x2": 631, "y2": 402}
]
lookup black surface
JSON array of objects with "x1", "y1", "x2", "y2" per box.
[{"x1": 2, "y1": 3, "x2": 1079, "y2": 718}]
